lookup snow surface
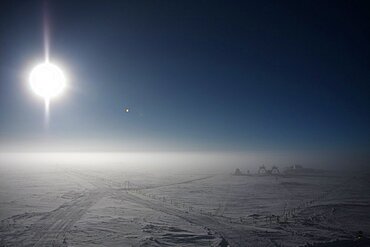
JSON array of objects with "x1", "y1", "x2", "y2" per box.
[{"x1": 0, "y1": 161, "x2": 369, "y2": 246}]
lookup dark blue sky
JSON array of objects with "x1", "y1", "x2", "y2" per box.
[{"x1": 0, "y1": 1, "x2": 369, "y2": 160}]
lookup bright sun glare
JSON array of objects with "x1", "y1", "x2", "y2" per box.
[{"x1": 29, "y1": 62, "x2": 66, "y2": 100}]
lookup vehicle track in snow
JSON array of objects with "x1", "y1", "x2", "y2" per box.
[
  {"x1": 69, "y1": 170, "x2": 284, "y2": 247},
  {"x1": 28, "y1": 189, "x2": 104, "y2": 247},
  {"x1": 114, "y1": 190, "x2": 283, "y2": 247},
  {"x1": 3, "y1": 171, "x2": 216, "y2": 246},
  {"x1": 5, "y1": 170, "x2": 281, "y2": 246}
]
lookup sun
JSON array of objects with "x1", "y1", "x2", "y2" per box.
[{"x1": 29, "y1": 62, "x2": 66, "y2": 100}]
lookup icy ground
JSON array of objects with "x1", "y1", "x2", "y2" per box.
[{"x1": 0, "y1": 162, "x2": 369, "y2": 246}]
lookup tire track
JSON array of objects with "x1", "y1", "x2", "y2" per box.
[
  {"x1": 27, "y1": 189, "x2": 104, "y2": 246},
  {"x1": 114, "y1": 191, "x2": 282, "y2": 247},
  {"x1": 69, "y1": 170, "x2": 282, "y2": 246},
  {"x1": 18, "y1": 170, "x2": 280, "y2": 246}
]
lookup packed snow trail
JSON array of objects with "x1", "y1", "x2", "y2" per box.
[
  {"x1": 5, "y1": 170, "x2": 282, "y2": 246},
  {"x1": 69, "y1": 170, "x2": 284, "y2": 246},
  {"x1": 30, "y1": 190, "x2": 104, "y2": 247},
  {"x1": 115, "y1": 190, "x2": 283, "y2": 247}
]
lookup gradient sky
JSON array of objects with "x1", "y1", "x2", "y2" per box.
[{"x1": 0, "y1": 1, "x2": 369, "y2": 164}]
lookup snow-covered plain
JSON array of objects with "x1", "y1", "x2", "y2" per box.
[{"x1": 0, "y1": 158, "x2": 369, "y2": 246}]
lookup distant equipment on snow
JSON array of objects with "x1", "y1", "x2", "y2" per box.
[
  {"x1": 258, "y1": 165, "x2": 280, "y2": 176},
  {"x1": 232, "y1": 168, "x2": 250, "y2": 176},
  {"x1": 232, "y1": 166, "x2": 281, "y2": 176},
  {"x1": 234, "y1": 168, "x2": 243, "y2": 176},
  {"x1": 283, "y1": 164, "x2": 325, "y2": 176},
  {"x1": 232, "y1": 164, "x2": 327, "y2": 177}
]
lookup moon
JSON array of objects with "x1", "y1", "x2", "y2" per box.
[{"x1": 29, "y1": 62, "x2": 66, "y2": 100}]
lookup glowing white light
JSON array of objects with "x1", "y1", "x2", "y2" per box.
[{"x1": 29, "y1": 62, "x2": 66, "y2": 99}]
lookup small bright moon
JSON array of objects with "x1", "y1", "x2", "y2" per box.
[{"x1": 29, "y1": 62, "x2": 66, "y2": 100}]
